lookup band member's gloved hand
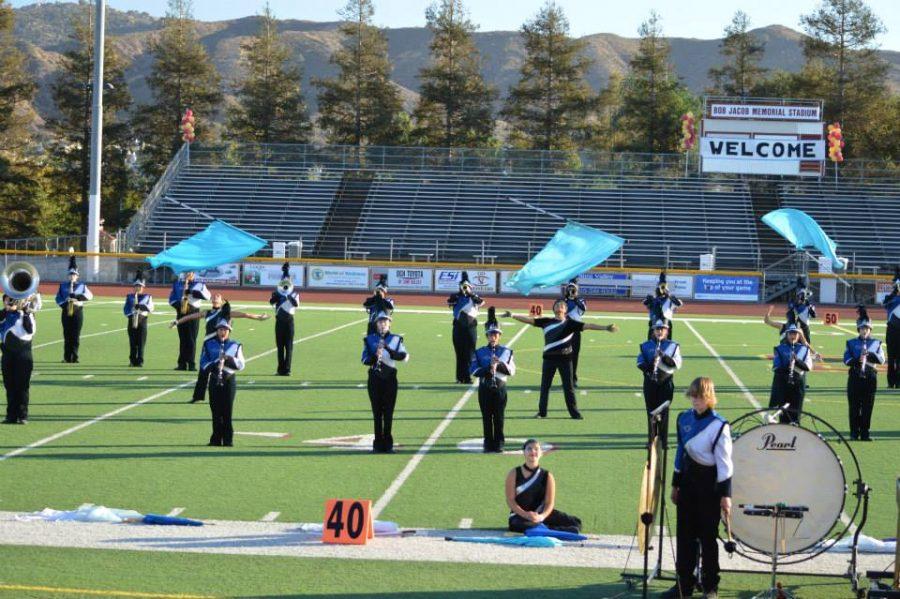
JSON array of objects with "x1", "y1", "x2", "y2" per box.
[
  {"x1": 501, "y1": 311, "x2": 512, "y2": 318},
  {"x1": 169, "y1": 320, "x2": 178, "y2": 329},
  {"x1": 607, "y1": 324, "x2": 618, "y2": 332}
]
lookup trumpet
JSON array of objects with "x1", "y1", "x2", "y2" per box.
[
  {"x1": 278, "y1": 278, "x2": 294, "y2": 295},
  {"x1": 1, "y1": 261, "x2": 39, "y2": 311},
  {"x1": 131, "y1": 291, "x2": 140, "y2": 329}
]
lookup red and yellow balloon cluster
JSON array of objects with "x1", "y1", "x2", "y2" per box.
[
  {"x1": 826, "y1": 122, "x2": 844, "y2": 163},
  {"x1": 181, "y1": 109, "x2": 196, "y2": 143},
  {"x1": 680, "y1": 112, "x2": 696, "y2": 151}
]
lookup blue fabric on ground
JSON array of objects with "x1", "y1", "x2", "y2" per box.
[
  {"x1": 146, "y1": 220, "x2": 267, "y2": 274},
  {"x1": 445, "y1": 535, "x2": 562, "y2": 547},
  {"x1": 141, "y1": 514, "x2": 204, "y2": 526},
  {"x1": 761, "y1": 208, "x2": 846, "y2": 270},
  {"x1": 524, "y1": 524, "x2": 588, "y2": 541},
  {"x1": 505, "y1": 221, "x2": 625, "y2": 295}
]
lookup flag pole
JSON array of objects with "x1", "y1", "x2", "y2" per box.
[{"x1": 507, "y1": 196, "x2": 566, "y2": 222}]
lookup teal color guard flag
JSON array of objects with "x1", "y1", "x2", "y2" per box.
[
  {"x1": 147, "y1": 220, "x2": 267, "y2": 274},
  {"x1": 762, "y1": 208, "x2": 846, "y2": 270}
]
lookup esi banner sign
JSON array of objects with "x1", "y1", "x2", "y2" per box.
[
  {"x1": 197, "y1": 263, "x2": 240, "y2": 286},
  {"x1": 308, "y1": 266, "x2": 369, "y2": 289},
  {"x1": 631, "y1": 273, "x2": 693, "y2": 299},
  {"x1": 435, "y1": 269, "x2": 497, "y2": 293},
  {"x1": 386, "y1": 268, "x2": 433, "y2": 291},
  {"x1": 242, "y1": 264, "x2": 304, "y2": 287},
  {"x1": 574, "y1": 273, "x2": 629, "y2": 297},
  {"x1": 694, "y1": 275, "x2": 760, "y2": 301}
]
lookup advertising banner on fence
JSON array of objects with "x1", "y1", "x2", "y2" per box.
[
  {"x1": 434, "y1": 269, "x2": 497, "y2": 293},
  {"x1": 307, "y1": 265, "x2": 369, "y2": 289},
  {"x1": 694, "y1": 275, "x2": 760, "y2": 301},
  {"x1": 242, "y1": 263, "x2": 304, "y2": 287},
  {"x1": 575, "y1": 273, "x2": 630, "y2": 297},
  {"x1": 197, "y1": 263, "x2": 240, "y2": 286},
  {"x1": 386, "y1": 268, "x2": 433, "y2": 291},
  {"x1": 498, "y1": 270, "x2": 557, "y2": 296},
  {"x1": 876, "y1": 281, "x2": 895, "y2": 304},
  {"x1": 631, "y1": 273, "x2": 693, "y2": 299}
]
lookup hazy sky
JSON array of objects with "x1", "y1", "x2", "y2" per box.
[{"x1": 11, "y1": 0, "x2": 900, "y2": 51}]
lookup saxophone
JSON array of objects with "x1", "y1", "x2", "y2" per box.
[
  {"x1": 788, "y1": 342, "x2": 797, "y2": 385},
  {"x1": 651, "y1": 339, "x2": 662, "y2": 382},
  {"x1": 180, "y1": 282, "x2": 190, "y2": 314},
  {"x1": 131, "y1": 292, "x2": 140, "y2": 329},
  {"x1": 67, "y1": 280, "x2": 75, "y2": 317},
  {"x1": 859, "y1": 338, "x2": 868, "y2": 379}
]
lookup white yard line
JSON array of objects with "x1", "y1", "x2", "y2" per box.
[
  {"x1": 372, "y1": 324, "x2": 530, "y2": 519},
  {"x1": 33, "y1": 319, "x2": 170, "y2": 350},
  {"x1": 166, "y1": 507, "x2": 185, "y2": 517},
  {"x1": 683, "y1": 319, "x2": 762, "y2": 409},
  {"x1": 458, "y1": 518, "x2": 472, "y2": 529},
  {"x1": 0, "y1": 317, "x2": 367, "y2": 464},
  {"x1": 260, "y1": 512, "x2": 280, "y2": 522}
]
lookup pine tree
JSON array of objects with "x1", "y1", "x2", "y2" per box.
[
  {"x1": 412, "y1": 0, "x2": 496, "y2": 147},
  {"x1": 0, "y1": 0, "x2": 45, "y2": 238},
  {"x1": 501, "y1": 1, "x2": 594, "y2": 151},
  {"x1": 619, "y1": 11, "x2": 696, "y2": 152},
  {"x1": 134, "y1": 0, "x2": 222, "y2": 179},
  {"x1": 314, "y1": 0, "x2": 404, "y2": 146},
  {"x1": 708, "y1": 11, "x2": 766, "y2": 97},
  {"x1": 48, "y1": 3, "x2": 136, "y2": 235},
  {"x1": 226, "y1": 4, "x2": 311, "y2": 144}
]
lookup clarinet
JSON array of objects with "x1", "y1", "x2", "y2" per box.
[
  {"x1": 489, "y1": 345, "x2": 499, "y2": 389},
  {"x1": 373, "y1": 339, "x2": 386, "y2": 373},
  {"x1": 216, "y1": 342, "x2": 226, "y2": 387},
  {"x1": 651, "y1": 339, "x2": 662, "y2": 382},
  {"x1": 788, "y1": 342, "x2": 797, "y2": 385},
  {"x1": 131, "y1": 292, "x2": 140, "y2": 329},
  {"x1": 859, "y1": 338, "x2": 868, "y2": 379},
  {"x1": 67, "y1": 281, "x2": 75, "y2": 317}
]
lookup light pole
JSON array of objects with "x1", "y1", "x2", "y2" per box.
[{"x1": 86, "y1": 0, "x2": 106, "y2": 277}]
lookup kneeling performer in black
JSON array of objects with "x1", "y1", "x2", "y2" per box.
[
  {"x1": 506, "y1": 439, "x2": 582, "y2": 533},
  {"x1": 470, "y1": 307, "x2": 516, "y2": 453},
  {"x1": 361, "y1": 311, "x2": 408, "y2": 453},
  {"x1": 199, "y1": 319, "x2": 245, "y2": 446}
]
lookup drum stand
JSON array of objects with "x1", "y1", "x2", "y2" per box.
[{"x1": 742, "y1": 503, "x2": 809, "y2": 599}]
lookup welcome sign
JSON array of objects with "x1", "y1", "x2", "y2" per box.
[{"x1": 700, "y1": 138, "x2": 825, "y2": 161}]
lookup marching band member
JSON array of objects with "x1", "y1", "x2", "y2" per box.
[
  {"x1": 643, "y1": 272, "x2": 683, "y2": 340},
  {"x1": 363, "y1": 275, "x2": 394, "y2": 335},
  {"x1": 787, "y1": 276, "x2": 816, "y2": 345},
  {"x1": 470, "y1": 307, "x2": 516, "y2": 453},
  {"x1": 55, "y1": 253, "x2": 93, "y2": 363},
  {"x1": 361, "y1": 311, "x2": 408, "y2": 453},
  {"x1": 199, "y1": 318, "x2": 245, "y2": 446},
  {"x1": 506, "y1": 439, "x2": 582, "y2": 534},
  {"x1": 763, "y1": 306, "x2": 818, "y2": 359},
  {"x1": 171, "y1": 295, "x2": 267, "y2": 403},
  {"x1": 503, "y1": 301, "x2": 618, "y2": 419},
  {"x1": 768, "y1": 323, "x2": 813, "y2": 424},
  {"x1": 1, "y1": 294, "x2": 37, "y2": 424},
  {"x1": 844, "y1": 306, "x2": 885, "y2": 441},
  {"x1": 637, "y1": 319, "x2": 682, "y2": 446},
  {"x1": 664, "y1": 377, "x2": 733, "y2": 599},
  {"x1": 168, "y1": 271, "x2": 211, "y2": 371},
  {"x1": 270, "y1": 262, "x2": 299, "y2": 376},
  {"x1": 123, "y1": 269, "x2": 154, "y2": 367},
  {"x1": 883, "y1": 268, "x2": 900, "y2": 388},
  {"x1": 448, "y1": 272, "x2": 483, "y2": 384},
  {"x1": 561, "y1": 278, "x2": 587, "y2": 386}
]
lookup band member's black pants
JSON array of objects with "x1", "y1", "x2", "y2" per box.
[
  {"x1": 275, "y1": 316, "x2": 294, "y2": 375},
  {"x1": 208, "y1": 374, "x2": 235, "y2": 446},
  {"x1": 800, "y1": 322, "x2": 812, "y2": 346},
  {"x1": 452, "y1": 322, "x2": 477, "y2": 383},
  {"x1": 886, "y1": 324, "x2": 900, "y2": 388},
  {"x1": 61, "y1": 308, "x2": 83, "y2": 362},
  {"x1": 675, "y1": 459, "x2": 721, "y2": 595},
  {"x1": 769, "y1": 372, "x2": 805, "y2": 424},
  {"x1": 643, "y1": 375, "x2": 674, "y2": 446},
  {"x1": 176, "y1": 308, "x2": 199, "y2": 370},
  {"x1": 2, "y1": 342, "x2": 32, "y2": 422},
  {"x1": 368, "y1": 369, "x2": 397, "y2": 453},
  {"x1": 509, "y1": 510, "x2": 582, "y2": 534},
  {"x1": 478, "y1": 382, "x2": 507, "y2": 452},
  {"x1": 538, "y1": 355, "x2": 579, "y2": 418},
  {"x1": 847, "y1": 372, "x2": 876, "y2": 440},
  {"x1": 571, "y1": 330, "x2": 582, "y2": 384},
  {"x1": 127, "y1": 319, "x2": 147, "y2": 366}
]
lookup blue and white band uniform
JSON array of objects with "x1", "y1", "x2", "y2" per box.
[
  {"x1": 885, "y1": 292, "x2": 900, "y2": 327},
  {"x1": 0, "y1": 310, "x2": 35, "y2": 344},
  {"x1": 272, "y1": 289, "x2": 299, "y2": 317},
  {"x1": 773, "y1": 342, "x2": 814, "y2": 376},
  {"x1": 673, "y1": 409, "x2": 733, "y2": 497},
  {"x1": 199, "y1": 338, "x2": 246, "y2": 376},
  {"x1": 637, "y1": 339, "x2": 682, "y2": 379},
  {"x1": 789, "y1": 300, "x2": 816, "y2": 325},
  {"x1": 565, "y1": 297, "x2": 587, "y2": 322},
  {"x1": 645, "y1": 295, "x2": 682, "y2": 321},
  {"x1": 54, "y1": 282, "x2": 93, "y2": 307},
  {"x1": 364, "y1": 297, "x2": 395, "y2": 323},
  {"x1": 168, "y1": 280, "x2": 211, "y2": 309},
  {"x1": 843, "y1": 338, "x2": 886, "y2": 372},
  {"x1": 470, "y1": 345, "x2": 516, "y2": 384},
  {"x1": 451, "y1": 294, "x2": 482, "y2": 324},
  {"x1": 123, "y1": 294, "x2": 155, "y2": 318},
  {"x1": 361, "y1": 333, "x2": 409, "y2": 371}
]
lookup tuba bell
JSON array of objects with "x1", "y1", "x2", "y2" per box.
[
  {"x1": 278, "y1": 277, "x2": 294, "y2": 295},
  {"x1": 1, "y1": 261, "x2": 39, "y2": 301}
]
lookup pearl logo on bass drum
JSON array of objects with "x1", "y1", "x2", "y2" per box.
[{"x1": 757, "y1": 432, "x2": 797, "y2": 451}]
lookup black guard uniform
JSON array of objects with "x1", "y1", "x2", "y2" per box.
[{"x1": 508, "y1": 465, "x2": 582, "y2": 533}]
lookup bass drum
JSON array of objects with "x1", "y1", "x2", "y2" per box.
[{"x1": 731, "y1": 423, "x2": 845, "y2": 555}]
